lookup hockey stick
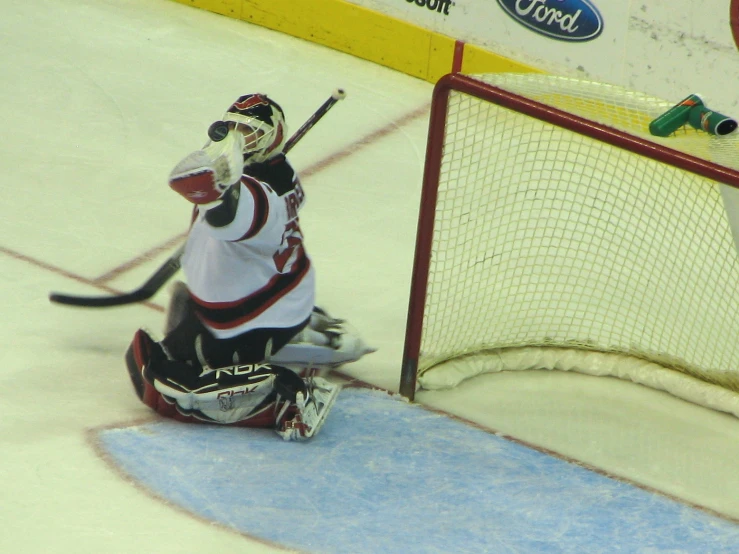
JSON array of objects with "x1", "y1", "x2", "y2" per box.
[
  {"x1": 49, "y1": 89, "x2": 347, "y2": 308},
  {"x1": 49, "y1": 244, "x2": 186, "y2": 308}
]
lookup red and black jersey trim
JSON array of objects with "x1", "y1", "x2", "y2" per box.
[
  {"x1": 231, "y1": 176, "x2": 270, "y2": 242},
  {"x1": 192, "y1": 252, "x2": 311, "y2": 331}
]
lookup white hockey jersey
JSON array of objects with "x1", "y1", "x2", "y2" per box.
[{"x1": 182, "y1": 164, "x2": 315, "y2": 340}]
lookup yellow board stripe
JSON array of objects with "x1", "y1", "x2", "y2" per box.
[{"x1": 171, "y1": 0, "x2": 538, "y2": 82}]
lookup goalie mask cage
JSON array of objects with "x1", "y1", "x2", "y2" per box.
[{"x1": 400, "y1": 72, "x2": 739, "y2": 418}]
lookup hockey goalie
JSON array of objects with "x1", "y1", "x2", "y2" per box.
[{"x1": 125, "y1": 94, "x2": 374, "y2": 441}]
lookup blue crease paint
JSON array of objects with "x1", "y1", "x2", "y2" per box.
[{"x1": 98, "y1": 388, "x2": 739, "y2": 553}]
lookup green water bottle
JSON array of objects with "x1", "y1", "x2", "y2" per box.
[{"x1": 649, "y1": 94, "x2": 704, "y2": 137}]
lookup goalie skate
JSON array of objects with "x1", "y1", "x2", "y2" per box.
[{"x1": 275, "y1": 376, "x2": 340, "y2": 441}]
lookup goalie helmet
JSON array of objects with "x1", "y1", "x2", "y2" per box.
[{"x1": 222, "y1": 94, "x2": 288, "y2": 164}]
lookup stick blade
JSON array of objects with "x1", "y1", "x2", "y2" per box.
[
  {"x1": 48, "y1": 244, "x2": 185, "y2": 308},
  {"x1": 48, "y1": 290, "x2": 150, "y2": 308}
]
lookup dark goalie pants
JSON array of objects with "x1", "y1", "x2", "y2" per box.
[{"x1": 160, "y1": 293, "x2": 310, "y2": 370}]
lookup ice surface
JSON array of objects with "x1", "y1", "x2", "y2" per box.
[{"x1": 2, "y1": 0, "x2": 739, "y2": 552}]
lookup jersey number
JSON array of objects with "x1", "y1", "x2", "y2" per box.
[{"x1": 273, "y1": 221, "x2": 304, "y2": 273}]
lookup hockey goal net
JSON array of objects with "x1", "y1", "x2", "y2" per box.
[{"x1": 400, "y1": 72, "x2": 739, "y2": 417}]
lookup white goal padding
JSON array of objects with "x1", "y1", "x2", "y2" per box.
[{"x1": 419, "y1": 347, "x2": 739, "y2": 419}]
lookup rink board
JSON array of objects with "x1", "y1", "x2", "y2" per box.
[{"x1": 97, "y1": 388, "x2": 739, "y2": 553}]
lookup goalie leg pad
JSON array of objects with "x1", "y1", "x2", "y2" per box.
[
  {"x1": 126, "y1": 329, "x2": 165, "y2": 404},
  {"x1": 268, "y1": 324, "x2": 375, "y2": 368},
  {"x1": 126, "y1": 328, "x2": 288, "y2": 427},
  {"x1": 125, "y1": 329, "x2": 340, "y2": 438},
  {"x1": 147, "y1": 362, "x2": 279, "y2": 425},
  {"x1": 126, "y1": 329, "x2": 186, "y2": 420}
]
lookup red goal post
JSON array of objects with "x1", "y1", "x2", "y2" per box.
[{"x1": 400, "y1": 72, "x2": 739, "y2": 416}]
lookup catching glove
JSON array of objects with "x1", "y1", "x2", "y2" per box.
[{"x1": 169, "y1": 129, "x2": 245, "y2": 206}]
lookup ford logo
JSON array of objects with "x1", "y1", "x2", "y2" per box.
[{"x1": 497, "y1": 0, "x2": 604, "y2": 42}]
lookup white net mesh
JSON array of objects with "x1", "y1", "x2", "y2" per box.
[{"x1": 415, "y1": 73, "x2": 739, "y2": 400}]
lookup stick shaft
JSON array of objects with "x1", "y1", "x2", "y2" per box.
[{"x1": 284, "y1": 90, "x2": 345, "y2": 153}]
